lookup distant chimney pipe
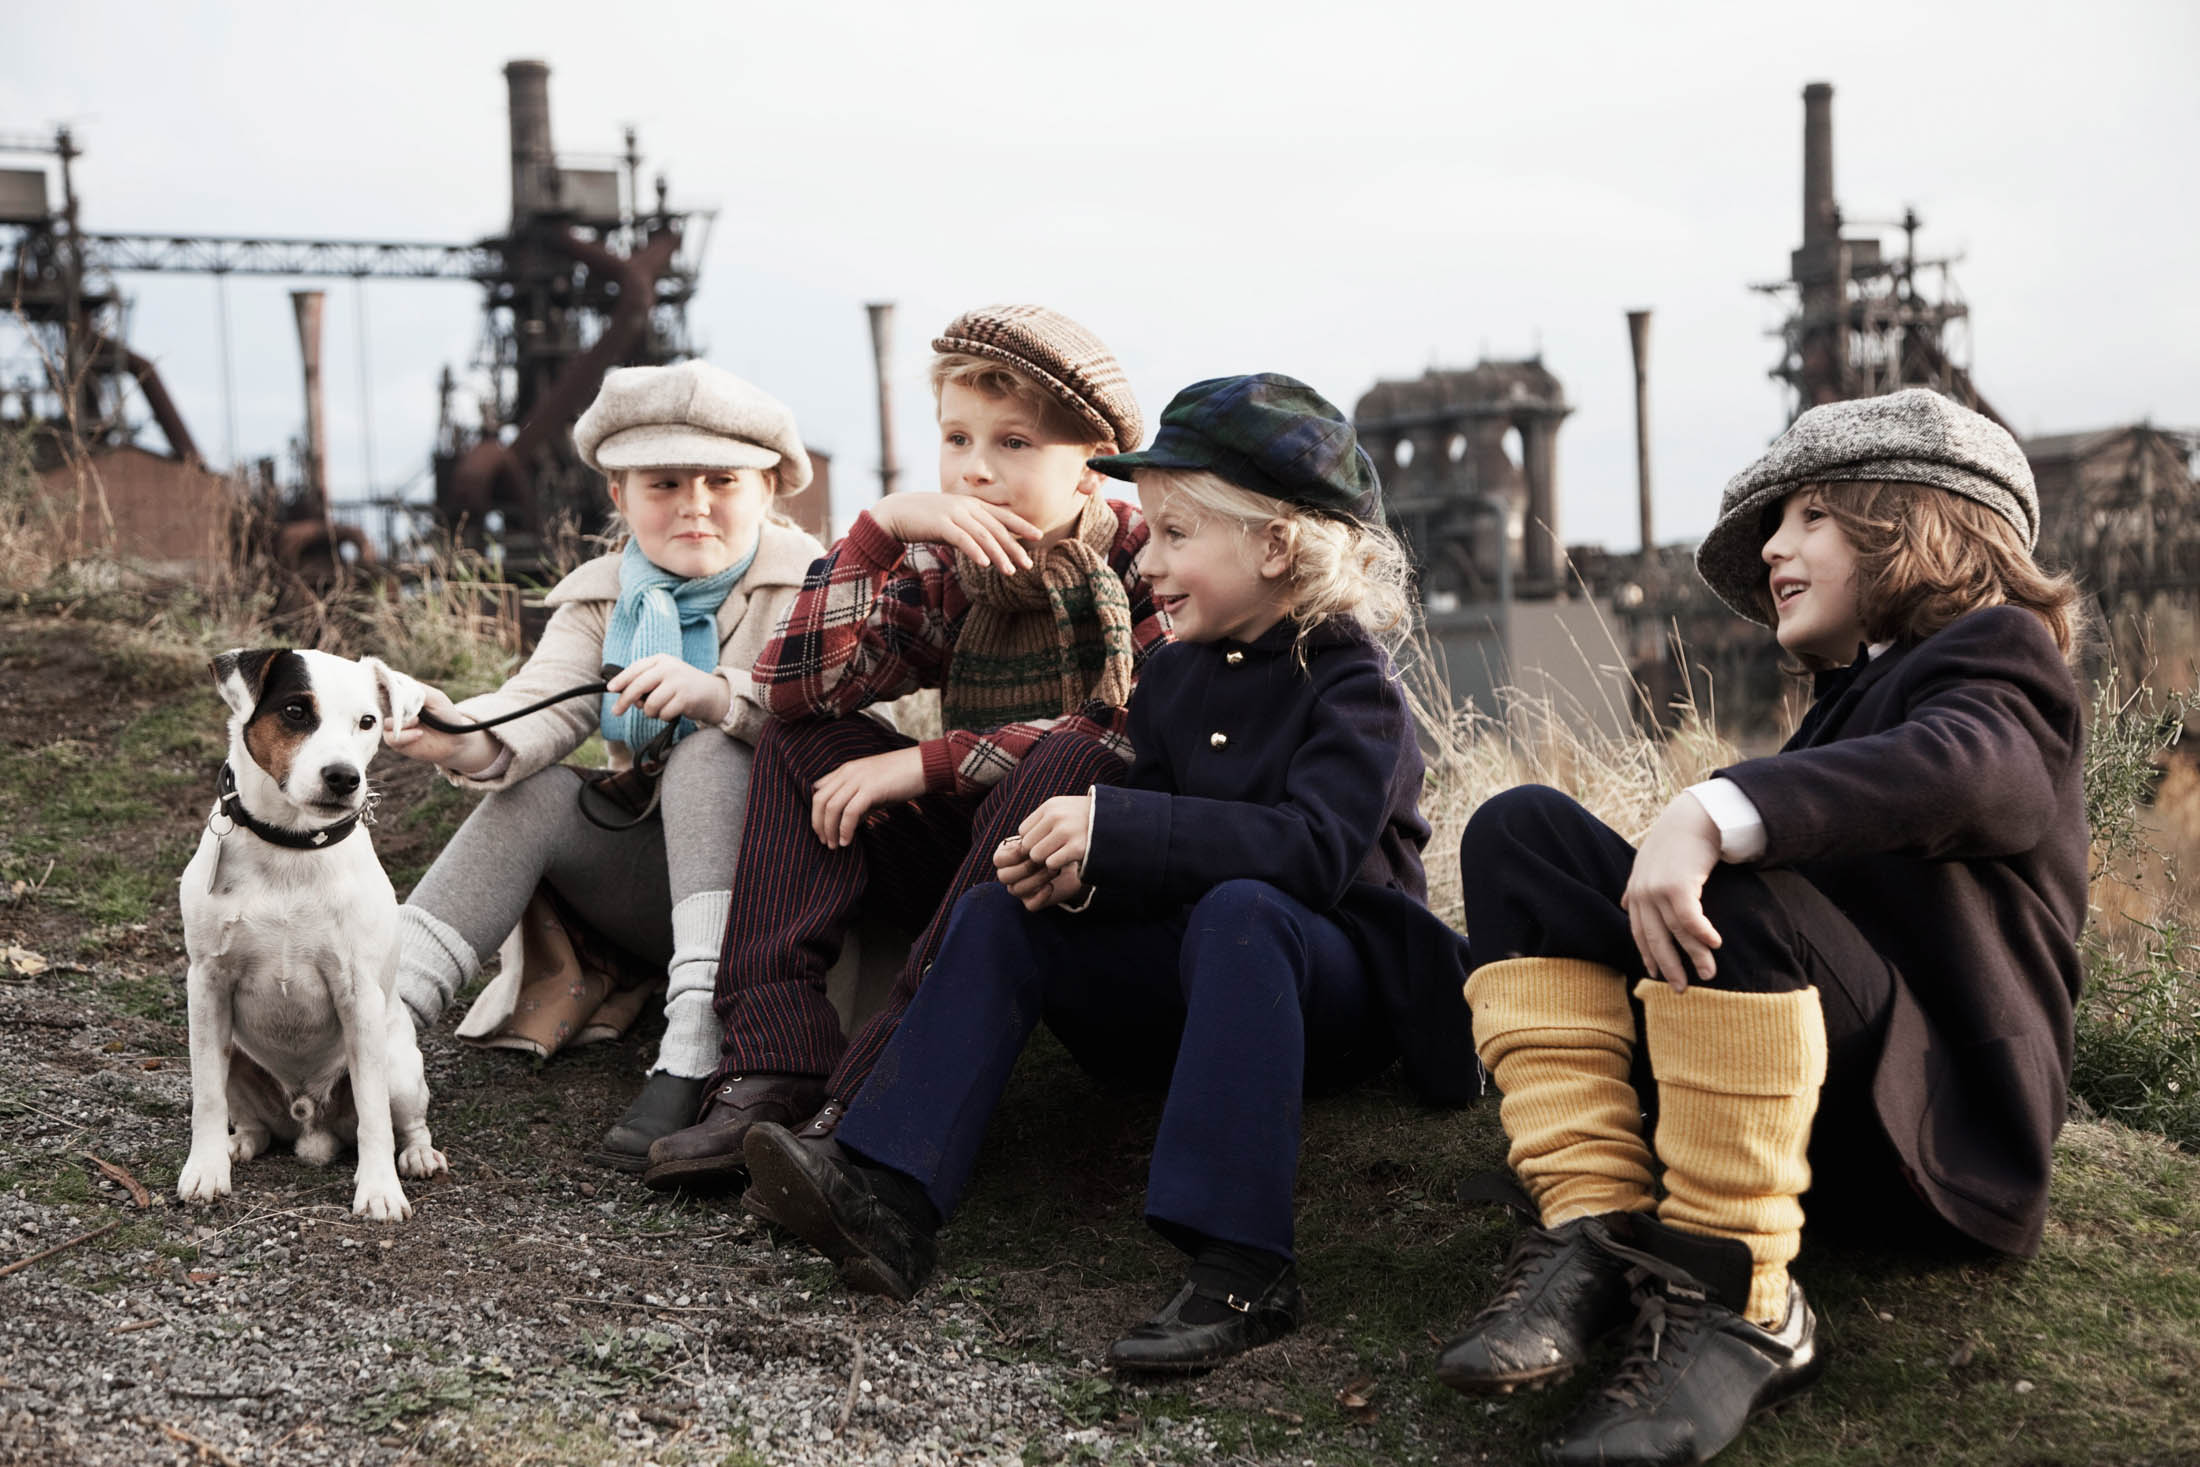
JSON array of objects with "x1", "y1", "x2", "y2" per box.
[
  {"x1": 865, "y1": 302, "x2": 900, "y2": 496},
  {"x1": 1626, "y1": 309, "x2": 1653, "y2": 555},
  {"x1": 505, "y1": 59, "x2": 555, "y2": 225},
  {"x1": 1802, "y1": 81, "x2": 1836, "y2": 246},
  {"x1": 291, "y1": 290, "x2": 329, "y2": 527}
]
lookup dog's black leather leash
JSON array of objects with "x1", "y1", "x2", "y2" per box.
[
  {"x1": 409, "y1": 663, "x2": 626, "y2": 735},
  {"x1": 214, "y1": 762, "x2": 362, "y2": 849}
]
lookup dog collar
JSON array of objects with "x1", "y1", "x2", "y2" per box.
[{"x1": 214, "y1": 763, "x2": 361, "y2": 851}]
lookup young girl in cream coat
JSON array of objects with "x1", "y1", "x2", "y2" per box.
[{"x1": 383, "y1": 360, "x2": 828, "y2": 1172}]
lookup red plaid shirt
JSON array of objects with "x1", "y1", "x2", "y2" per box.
[{"x1": 756, "y1": 496, "x2": 1165, "y2": 796}]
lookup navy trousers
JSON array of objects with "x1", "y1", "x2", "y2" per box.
[
  {"x1": 1461, "y1": 784, "x2": 1951, "y2": 1235},
  {"x1": 705, "y1": 717, "x2": 1126, "y2": 1099},
  {"x1": 836, "y1": 877, "x2": 1391, "y2": 1259}
]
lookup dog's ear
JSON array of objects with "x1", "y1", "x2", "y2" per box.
[
  {"x1": 361, "y1": 656, "x2": 428, "y2": 734},
  {"x1": 210, "y1": 648, "x2": 285, "y2": 719}
]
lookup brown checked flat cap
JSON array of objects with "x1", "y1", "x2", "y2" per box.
[
  {"x1": 932, "y1": 305, "x2": 1142, "y2": 451},
  {"x1": 1696, "y1": 387, "x2": 2038, "y2": 624}
]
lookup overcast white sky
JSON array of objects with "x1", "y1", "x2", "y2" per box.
[{"x1": 8, "y1": 1, "x2": 2196, "y2": 547}]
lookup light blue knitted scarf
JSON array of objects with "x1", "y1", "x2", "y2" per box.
[{"x1": 599, "y1": 536, "x2": 753, "y2": 751}]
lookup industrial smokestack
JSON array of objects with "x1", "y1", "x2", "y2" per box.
[
  {"x1": 505, "y1": 59, "x2": 555, "y2": 224},
  {"x1": 290, "y1": 290, "x2": 329, "y2": 526},
  {"x1": 865, "y1": 302, "x2": 900, "y2": 496},
  {"x1": 1802, "y1": 81, "x2": 1836, "y2": 247},
  {"x1": 1626, "y1": 309, "x2": 1653, "y2": 555}
]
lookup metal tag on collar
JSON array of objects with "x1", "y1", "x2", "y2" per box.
[{"x1": 1223, "y1": 1293, "x2": 1253, "y2": 1314}]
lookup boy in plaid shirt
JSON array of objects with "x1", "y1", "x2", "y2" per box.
[{"x1": 644, "y1": 305, "x2": 1164, "y2": 1192}]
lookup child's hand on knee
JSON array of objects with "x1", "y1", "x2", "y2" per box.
[
  {"x1": 1622, "y1": 794, "x2": 1725, "y2": 991},
  {"x1": 810, "y1": 747, "x2": 927, "y2": 848},
  {"x1": 608, "y1": 655, "x2": 733, "y2": 729}
]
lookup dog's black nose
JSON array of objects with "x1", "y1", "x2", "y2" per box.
[{"x1": 322, "y1": 764, "x2": 361, "y2": 795}]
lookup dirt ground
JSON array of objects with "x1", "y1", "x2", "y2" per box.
[
  {"x1": 6, "y1": 612, "x2": 2200, "y2": 1467},
  {"x1": 0, "y1": 617, "x2": 1479, "y2": 1466}
]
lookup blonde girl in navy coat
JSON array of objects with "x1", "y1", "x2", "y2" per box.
[
  {"x1": 738, "y1": 375, "x2": 1478, "y2": 1370},
  {"x1": 1440, "y1": 389, "x2": 2087, "y2": 1467}
]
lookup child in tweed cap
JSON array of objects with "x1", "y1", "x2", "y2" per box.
[
  {"x1": 643, "y1": 305, "x2": 1166, "y2": 1193},
  {"x1": 1440, "y1": 388, "x2": 2088, "y2": 1465}
]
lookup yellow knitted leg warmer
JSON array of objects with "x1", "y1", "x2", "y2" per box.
[
  {"x1": 1637, "y1": 980, "x2": 1828, "y2": 1326},
  {"x1": 1465, "y1": 958, "x2": 1656, "y2": 1228}
]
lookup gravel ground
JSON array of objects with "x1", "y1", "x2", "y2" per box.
[{"x1": 0, "y1": 969, "x2": 1261, "y2": 1467}]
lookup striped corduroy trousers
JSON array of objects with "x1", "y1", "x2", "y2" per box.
[{"x1": 704, "y1": 713, "x2": 1127, "y2": 1103}]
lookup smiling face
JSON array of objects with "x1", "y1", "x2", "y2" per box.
[
  {"x1": 937, "y1": 382, "x2": 1102, "y2": 549},
  {"x1": 1761, "y1": 487, "x2": 1868, "y2": 664},
  {"x1": 1138, "y1": 481, "x2": 1292, "y2": 645},
  {"x1": 610, "y1": 467, "x2": 773, "y2": 579}
]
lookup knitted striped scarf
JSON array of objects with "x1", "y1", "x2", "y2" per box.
[{"x1": 941, "y1": 492, "x2": 1137, "y2": 735}]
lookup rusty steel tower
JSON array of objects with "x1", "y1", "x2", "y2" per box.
[{"x1": 1755, "y1": 82, "x2": 2003, "y2": 427}]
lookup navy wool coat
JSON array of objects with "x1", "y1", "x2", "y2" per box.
[
  {"x1": 1078, "y1": 617, "x2": 1481, "y2": 1105},
  {"x1": 1717, "y1": 605, "x2": 2087, "y2": 1256}
]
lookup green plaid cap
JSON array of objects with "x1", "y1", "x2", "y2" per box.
[{"x1": 1088, "y1": 374, "x2": 1382, "y2": 524}]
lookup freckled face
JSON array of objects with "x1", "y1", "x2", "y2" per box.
[
  {"x1": 937, "y1": 383, "x2": 1101, "y2": 550},
  {"x1": 1761, "y1": 488, "x2": 1867, "y2": 663},
  {"x1": 1137, "y1": 486, "x2": 1290, "y2": 645}
]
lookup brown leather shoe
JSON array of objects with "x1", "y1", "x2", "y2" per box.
[
  {"x1": 641, "y1": 1073, "x2": 826, "y2": 1193},
  {"x1": 740, "y1": 1101, "x2": 846, "y2": 1227}
]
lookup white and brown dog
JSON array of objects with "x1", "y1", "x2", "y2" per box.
[{"x1": 177, "y1": 648, "x2": 447, "y2": 1220}]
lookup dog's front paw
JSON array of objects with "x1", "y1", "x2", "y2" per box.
[
  {"x1": 176, "y1": 1151, "x2": 233, "y2": 1204},
  {"x1": 397, "y1": 1141, "x2": 448, "y2": 1179},
  {"x1": 351, "y1": 1177, "x2": 412, "y2": 1222},
  {"x1": 228, "y1": 1129, "x2": 267, "y2": 1164}
]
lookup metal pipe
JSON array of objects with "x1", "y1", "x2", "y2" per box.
[
  {"x1": 865, "y1": 302, "x2": 900, "y2": 496},
  {"x1": 290, "y1": 290, "x2": 329, "y2": 526},
  {"x1": 1802, "y1": 82, "x2": 1835, "y2": 246},
  {"x1": 504, "y1": 59, "x2": 555, "y2": 225},
  {"x1": 1626, "y1": 309, "x2": 1653, "y2": 554}
]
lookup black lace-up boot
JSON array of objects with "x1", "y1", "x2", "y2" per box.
[
  {"x1": 1542, "y1": 1217, "x2": 1825, "y2": 1467},
  {"x1": 1437, "y1": 1211, "x2": 1638, "y2": 1394}
]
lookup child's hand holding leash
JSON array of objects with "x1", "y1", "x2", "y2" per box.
[
  {"x1": 1622, "y1": 793, "x2": 1724, "y2": 991},
  {"x1": 383, "y1": 684, "x2": 502, "y2": 776},
  {"x1": 811, "y1": 748, "x2": 927, "y2": 849},
  {"x1": 608, "y1": 655, "x2": 732, "y2": 729}
]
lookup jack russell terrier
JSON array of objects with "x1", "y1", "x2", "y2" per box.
[{"x1": 177, "y1": 648, "x2": 447, "y2": 1220}]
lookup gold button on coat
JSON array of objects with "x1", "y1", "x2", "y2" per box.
[
  {"x1": 1225, "y1": 650, "x2": 1244, "y2": 664},
  {"x1": 1210, "y1": 732, "x2": 1229, "y2": 749}
]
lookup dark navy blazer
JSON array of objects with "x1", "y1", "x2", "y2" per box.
[
  {"x1": 1718, "y1": 605, "x2": 2086, "y2": 1255},
  {"x1": 1079, "y1": 617, "x2": 1480, "y2": 1104}
]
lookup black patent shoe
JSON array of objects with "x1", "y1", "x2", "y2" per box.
[
  {"x1": 1436, "y1": 1212, "x2": 1637, "y2": 1394},
  {"x1": 588, "y1": 1073, "x2": 707, "y2": 1174},
  {"x1": 741, "y1": 1121, "x2": 937, "y2": 1302},
  {"x1": 1542, "y1": 1219, "x2": 1825, "y2": 1467},
  {"x1": 1106, "y1": 1267, "x2": 1306, "y2": 1373}
]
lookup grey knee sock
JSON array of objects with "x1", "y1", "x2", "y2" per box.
[
  {"x1": 396, "y1": 904, "x2": 479, "y2": 1030},
  {"x1": 654, "y1": 890, "x2": 732, "y2": 1079}
]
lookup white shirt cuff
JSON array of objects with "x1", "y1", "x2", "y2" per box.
[
  {"x1": 1686, "y1": 778, "x2": 1766, "y2": 863},
  {"x1": 1054, "y1": 786, "x2": 1100, "y2": 913}
]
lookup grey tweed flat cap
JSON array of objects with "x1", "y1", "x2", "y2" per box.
[
  {"x1": 1695, "y1": 387, "x2": 2037, "y2": 624},
  {"x1": 574, "y1": 360, "x2": 813, "y2": 493}
]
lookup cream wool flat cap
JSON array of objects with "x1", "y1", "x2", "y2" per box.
[{"x1": 574, "y1": 360, "x2": 813, "y2": 493}]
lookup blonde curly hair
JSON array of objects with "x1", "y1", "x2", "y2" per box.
[{"x1": 1136, "y1": 469, "x2": 1416, "y2": 657}]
